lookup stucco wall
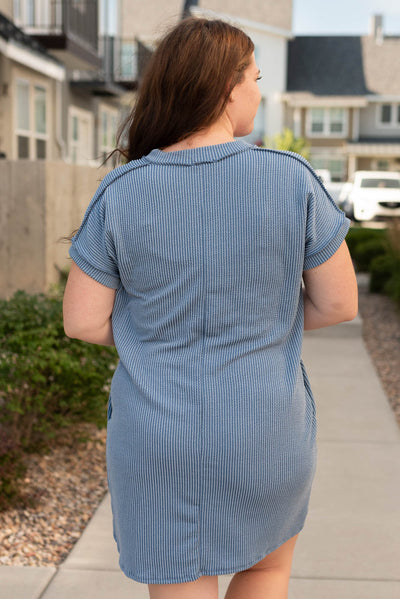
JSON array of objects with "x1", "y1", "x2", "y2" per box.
[
  {"x1": 0, "y1": 0, "x2": 13, "y2": 19},
  {"x1": 120, "y1": 0, "x2": 182, "y2": 39},
  {"x1": 198, "y1": 0, "x2": 292, "y2": 31},
  {"x1": 0, "y1": 161, "x2": 110, "y2": 298},
  {"x1": 120, "y1": 0, "x2": 292, "y2": 39}
]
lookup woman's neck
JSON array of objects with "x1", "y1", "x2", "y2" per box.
[{"x1": 162, "y1": 118, "x2": 235, "y2": 152}]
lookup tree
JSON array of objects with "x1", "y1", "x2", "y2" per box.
[{"x1": 263, "y1": 128, "x2": 310, "y2": 161}]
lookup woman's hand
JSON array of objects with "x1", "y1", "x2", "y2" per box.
[
  {"x1": 63, "y1": 262, "x2": 116, "y2": 346},
  {"x1": 303, "y1": 241, "x2": 358, "y2": 331}
]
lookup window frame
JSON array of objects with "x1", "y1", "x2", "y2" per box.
[
  {"x1": 306, "y1": 107, "x2": 348, "y2": 138},
  {"x1": 68, "y1": 106, "x2": 94, "y2": 165},
  {"x1": 310, "y1": 153, "x2": 347, "y2": 182},
  {"x1": 98, "y1": 105, "x2": 119, "y2": 161},
  {"x1": 14, "y1": 0, "x2": 51, "y2": 28},
  {"x1": 376, "y1": 103, "x2": 400, "y2": 128},
  {"x1": 15, "y1": 77, "x2": 49, "y2": 160}
]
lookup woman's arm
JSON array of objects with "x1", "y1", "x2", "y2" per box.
[
  {"x1": 303, "y1": 241, "x2": 358, "y2": 331},
  {"x1": 63, "y1": 261, "x2": 116, "y2": 346}
]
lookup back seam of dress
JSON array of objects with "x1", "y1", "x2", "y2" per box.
[{"x1": 198, "y1": 164, "x2": 207, "y2": 575}]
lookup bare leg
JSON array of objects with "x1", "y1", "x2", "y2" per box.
[
  {"x1": 148, "y1": 575, "x2": 218, "y2": 599},
  {"x1": 224, "y1": 533, "x2": 299, "y2": 599}
]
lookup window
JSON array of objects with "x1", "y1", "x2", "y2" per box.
[
  {"x1": 14, "y1": 0, "x2": 21, "y2": 22},
  {"x1": 376, "y1": 160, "x2": 389, "y2": 171},
  {"x1": 381, "y1": 105, "x2": 392, "y2": 123},
  {"x1": 120, "y1": 42, "x2": 138, "y2": 80},
  {"x1": 14, "y1": 0, "x2": 52, "y2": 30},
  {"x1": 71, "y1": 115, "x2": 79, "y2": 163},
  {"x1": 311, "y1": 155, "x2": 347, "y2": 182},
  {"x1": 99, "y1": 106, "x2": 119, "y2": 160},
  {"x1": 360, "y1": 177, "x2": 399, "y2": 189},
  {"x1": 15, "y1": 79, "x2": 48, "y2": 159},
  {"x1": 330, "y1": 108, "x2": 345, "y2": 133},
  {"x1": 310, "y1": 108, "x2": 324, "y2": 133},
  {"x1": 35, "y1": 87, "x2": 46, "y2": 134},
  {"x1": 307, "y1": 108, "x2": 347, "y2": 137},
  {"x1": 377, "y1": 103, "x2": 400, "y2": 127},
  {"x1": 27, "y1": 0, "x2": 35, "y2": 25},
  {"x1": 16, "y1": 80, "x2": 30, "y2": 129}
]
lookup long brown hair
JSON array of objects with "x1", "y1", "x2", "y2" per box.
[{"x1": 117, "y1": 18, "x2": 254, "y2": 161}]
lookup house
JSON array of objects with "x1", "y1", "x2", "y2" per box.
[
  {"x1": 0, "y1": 8, "x2": 65, "y2": 160},
  {"x1": 119, "y1": 0, "x2": 294, "y2": 144},
  {"x1": 0, "y1": 0, "x2": 129, "y2": 164},
  {"x1": 284, "y1": 15, "x2": 400, "y2": 181}
]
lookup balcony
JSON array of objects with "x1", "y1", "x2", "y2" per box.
[
  {"x1": 14, "y1": 0, "x2": 101, "y2": 70},
  {"x1": 69, "y1": 36, "x2": 143, "y2": 95}
]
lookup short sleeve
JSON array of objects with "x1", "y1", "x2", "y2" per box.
[
  {"x1": 69, "y1": 186, "x2": 120, "y2": 289},
  {"x1": 303, "y1": 168, "x2": 350, "y2": 271}
]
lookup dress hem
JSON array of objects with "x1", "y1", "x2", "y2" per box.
[{"x1": 116, "y1": 521, "x2": 306, "y2": 585}]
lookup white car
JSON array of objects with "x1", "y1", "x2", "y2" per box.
[{"x1": 340, "y1": 171, "x2": 400, "y2": 221}]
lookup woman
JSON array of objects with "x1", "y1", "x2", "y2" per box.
[{"x1": 63, "y1": 17, "x2": 358, "y2": 599}]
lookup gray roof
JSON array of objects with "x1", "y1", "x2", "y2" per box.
[{"x1": 287, "y1": 35, "x2": 400, "y2": 96}]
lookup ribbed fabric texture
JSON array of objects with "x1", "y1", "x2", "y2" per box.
[{"x1": 70, "y1": 141, "x2": 349, "y2": 584}]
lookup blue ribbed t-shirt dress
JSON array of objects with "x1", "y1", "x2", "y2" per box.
[{"x1": 69, "y1": 141, "x2": 349, "y2": 584}]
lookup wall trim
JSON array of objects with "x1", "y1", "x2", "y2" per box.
[{"x1": 0, "y1": 37, "x2": 65, "y2": 81}]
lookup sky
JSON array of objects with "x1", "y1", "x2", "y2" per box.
[{"x1": 292, "y1": 0, "x2": 400, "y2": 35}]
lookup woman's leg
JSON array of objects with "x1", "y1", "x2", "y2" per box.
[
  {"x1": 224, "y1": 533, "x2": 299, "y2": 599},
  {"x1": 148, "y1": 575, "x2": 218, "y2": 599}
]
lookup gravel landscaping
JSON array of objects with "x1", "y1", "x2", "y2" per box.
[
  {"x1": 0, "y1": 282, "x2": 399, "y2": 567},
  {"x1": 358, "y1": 283, "x2": 400, "y2": 426},
  {"x1": 0, "y1": 425, "x2": 108, "y2": 567}
]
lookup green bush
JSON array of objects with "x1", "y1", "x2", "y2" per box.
[
  {"x1": 0, "y1": 425, "x2": 26, "y2": 510},
  {"x1": 369, "y1": 254, "x2": 398, "y2": 293},
  {"x1": 352, "y1": 238, "x2": 388, "y2": 272},
  {"x1": 345, "y1": 227, "x2": 386, "y2": 260},
  {"x1": 0, "y1": 290, "x2": 118, "y2": 451},
  {"x1": 383, "y1": 260, "x2": 400, "y2": 304}
]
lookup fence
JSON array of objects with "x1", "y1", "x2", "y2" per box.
[{"x1": 0, "y1": 160, "x2": 110, "y2": 298}]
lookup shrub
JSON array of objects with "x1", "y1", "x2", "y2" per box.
[
  {"x1": 385, "y1": 266, "x2": 400, "y2": 304},
  {"x1": 0, "y1": 425, "x2": 26, "y2": 510},
  {"x1": 345, "y1": 227, "x2": 386, "y2": 260},
  {"x1": 263, "y1": 128, "x2": 310, "y2": 160},
  {"x1": 352, "y1": 238, "x2": 388, "y2": 272},
  {"x1": 0, "y1": 290, "x2": 118, "y2": 451},
  {"x1": 369, "y1": 254, "x2": 398, "y2": 293}
]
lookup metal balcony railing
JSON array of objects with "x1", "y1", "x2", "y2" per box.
[
  {"x1": 100, "y1": 36, "x2": 138, "y2": 82},
  {"x1": 69, "y1": 36, "x2": 138, "y2": 84},
  {"x1": 14, "y1": 0, "x2": 98, "y2": 51}
]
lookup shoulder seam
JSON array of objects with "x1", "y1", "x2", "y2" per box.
[
  {"x1": 250, "y1": 145, "x2": 311, "y2": 170},
  {"x1": 100, "y1": 159, "x2": 149, "y2": 194},
  {"x1": 250, "y1": 146, "x2": 343, "y2": 212},
  {"x1": 72, "y1": 160, "x2": 149, "y2": 241}
]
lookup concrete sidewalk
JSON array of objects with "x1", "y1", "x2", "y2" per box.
[{"x1": 1, "y1": 315, "x2": 400, "y2": 598}]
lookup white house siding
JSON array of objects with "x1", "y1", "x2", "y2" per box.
[
  {"x1": 246, "y1": 28, "x2": 288, "y2": 141},
  {"x1": 359, "y1": 100, "x2": 400, "y2": 139}
]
